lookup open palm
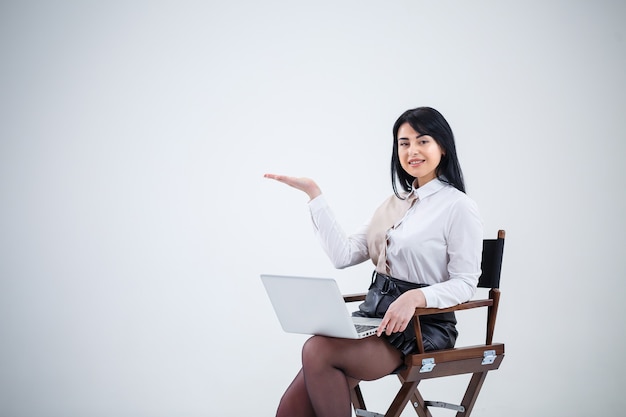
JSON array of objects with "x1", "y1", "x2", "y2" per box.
[{"x1": 264, "y1": 174, "x2": 321, "y2": 200}]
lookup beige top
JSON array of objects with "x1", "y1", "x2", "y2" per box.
[{"x1": 366, "y1": 191, "x2": 416, "y2": 275}]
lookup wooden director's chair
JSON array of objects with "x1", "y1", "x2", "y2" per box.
[{"x1": 343, "y1": 230, "x2": 506, "y2": 417}]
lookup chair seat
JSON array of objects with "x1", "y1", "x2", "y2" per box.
[{"x1": 401, "y1": 343, "x2": 505, "y2": 380}]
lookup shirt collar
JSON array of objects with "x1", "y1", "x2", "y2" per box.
[{"x1": 410, "y1": 177, "x2": 447, "y2": 201}]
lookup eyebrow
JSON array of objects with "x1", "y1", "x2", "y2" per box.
[{"x1": 397, "y1": 133, "x2": 427, "y2": 141}]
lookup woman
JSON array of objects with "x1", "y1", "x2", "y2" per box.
[{"x1": 264, "y1": 106, "x2": 483, "y2": 417}]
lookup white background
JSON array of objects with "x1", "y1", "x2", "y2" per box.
[{"x1": 1, "y1": 1, "x2": 624, "y2": 416}]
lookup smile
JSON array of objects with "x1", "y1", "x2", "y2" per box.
[{"x1": 408, "y1": 159, "x2": 424, "y2": 166}]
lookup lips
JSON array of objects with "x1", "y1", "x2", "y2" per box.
[{"x1": 408, "y1": 159, "x2": 424, "y2": 167}]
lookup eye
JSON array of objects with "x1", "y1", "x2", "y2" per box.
[{"x1": 398, "y1": 140, "x2": 409, "y2": 147}]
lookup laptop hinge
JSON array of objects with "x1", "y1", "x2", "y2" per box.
[{"x1": 419, "y1": 358, "x2": 435, "y2": 373}]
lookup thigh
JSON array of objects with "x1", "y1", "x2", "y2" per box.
[{"x1": 306, "y1": 335, "x2": 403, "y2": 382}]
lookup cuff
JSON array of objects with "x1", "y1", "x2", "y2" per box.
[{"x1": 307, "y1": 193, "x2": 327, "y2": 212}]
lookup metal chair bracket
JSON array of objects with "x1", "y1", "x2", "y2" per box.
[
  {"x1": 419, "y1": 358, "x2": 436, "y2": 373},
  {"x1": 355, "y1": 409, "x2": 384, "y2": 417},
  {"x1": 424, "y1": 400, "x2": 466, "y2": 412},
  {"x1": 482, "y1": 349, "x2": 497, "y2": 365}
]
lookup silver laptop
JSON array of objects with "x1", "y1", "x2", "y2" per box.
[{"x1": 261, "y1": 274, "x2": 382, "y2": 339}]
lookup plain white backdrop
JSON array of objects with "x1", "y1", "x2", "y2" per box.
[{"x1": 1, "y1": 1, "x2": 624, "y2": 416}]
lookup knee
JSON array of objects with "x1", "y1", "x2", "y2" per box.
[
  {"x1": 301, "y1": 335, "x2": 333, "y2": 368},
  {"x1": 301, "y1": 335, "x2": 323, "y2": 361}
]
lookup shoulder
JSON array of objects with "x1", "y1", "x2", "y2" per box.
[
  {"x1": 440, "y1": 184, "x2": 476, "y2": 204},
  {"x1": 436, "y1": 185, "x2": 481, "y2": 220},
  {"x1": 440, "y1": 188, "x2": 483, "y2": 239}
]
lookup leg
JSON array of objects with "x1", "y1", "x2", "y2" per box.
[
  {"x1": 276, "y1": 369, "x2": 316, "y2": 417},
  {"x1": 275, "y1": 371, "x2": 364, "y2": 417},
  {"x1": 301, "y1": 335, "x2": 403, "y2": 417}
]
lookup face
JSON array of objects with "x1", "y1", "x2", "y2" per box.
[{"x1": 397, "y1": 122, "x2": 445, "y2": 187}]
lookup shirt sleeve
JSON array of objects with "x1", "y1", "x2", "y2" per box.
[
  {"x1": 420, "y1": 196, "x2": 483, "y2": 308},
  {"x1": 308, "y1": 194, "x2": 370, "y2": 269}
]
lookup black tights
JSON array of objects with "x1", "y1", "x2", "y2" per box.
[{"x1": 276, "y1": 335, "x2": 403, "y2": 417}]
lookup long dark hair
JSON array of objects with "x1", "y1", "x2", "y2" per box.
[{"x1": 391, "y1": 107, "x2": 465, "y2": 197}]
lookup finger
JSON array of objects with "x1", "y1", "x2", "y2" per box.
[
  {"x1": 376, "y1": 320, "x2": 388, "y2": 337},
  {"x1": 383, "y1": 320, "x2": 395, "y2": 336},
  {"x1": 264, "y1": 173, "x2": 286, "y2": 182},
  {"x1": 265, "y1": 174, "x2": 296, "y2": 187},
  {"x1": 376, "y1": 322, "x2": 384, "y2": 337},
  {"x1": 265, "y1": 173, "x2": 294, "y2": 181},
  {"x1": 387, "y1": 320, "x2": 406, "y2": 336},
  {"x1": 392, "y1": 322, "x2": 400, "y2": 333}
]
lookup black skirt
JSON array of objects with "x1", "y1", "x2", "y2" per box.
[{"x1": 352, "y1": 272, "x2": 458, "y2": 356}]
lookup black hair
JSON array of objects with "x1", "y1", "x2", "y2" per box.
[{"x1": 391, "y1": 107, "x2": 466, "y2": 197}]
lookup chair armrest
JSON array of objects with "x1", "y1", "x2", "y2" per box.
[
  {"x1": 344, "y1": 297, "x2": 493, "y2": 311},
  {"x1": 413, "y1": 299, "x2": 493, "y2": 316},
  {"x1": 412, "y1": 294, "x2": 500, "y2": 353},
  {"x1": 343, "y1": 293, "x2": 367, "y2": 303}
]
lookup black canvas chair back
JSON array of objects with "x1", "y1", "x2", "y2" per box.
[{"x1": 478, "y1": 230, "x2": 505, "y2": 289}]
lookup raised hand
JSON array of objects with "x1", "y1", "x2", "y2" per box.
[{"x1": 264, "y1": 173, "x2": 322, "y2": 200}]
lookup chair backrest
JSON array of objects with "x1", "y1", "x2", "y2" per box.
[{"x1": 477, "y1": 230, "x2": 505, "y2": 289}]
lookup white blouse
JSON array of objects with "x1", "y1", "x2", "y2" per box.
[{"x1": 308, "y1": 178, "x2": 483, "y2": 309}]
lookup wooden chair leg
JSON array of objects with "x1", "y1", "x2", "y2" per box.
[
  {"x1": 385, "y1": 380, "x2": 419, "y2": 417},
  {"x1": 457, "y1": 372, "x2": 487, "y2": 417},
  {"x1": 396, "y1": 375, "x2": 431, "y2": 417},
  {"x1": 351, "y1": 384, "x2": 366, "y2": 413},
  {"x1": 409, "y1": 386, "x2": 434, "y2": 417}
]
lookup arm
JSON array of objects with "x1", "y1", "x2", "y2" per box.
[
  {"x1": 419, "y1": 197, "x2": 483, "y2": 308},
  {"x1": 309, "y1": 195, "x2": 369, "y2": 268},
  {"x1": 264, "y1": 173, "x2": 369, "y2": 268}
]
